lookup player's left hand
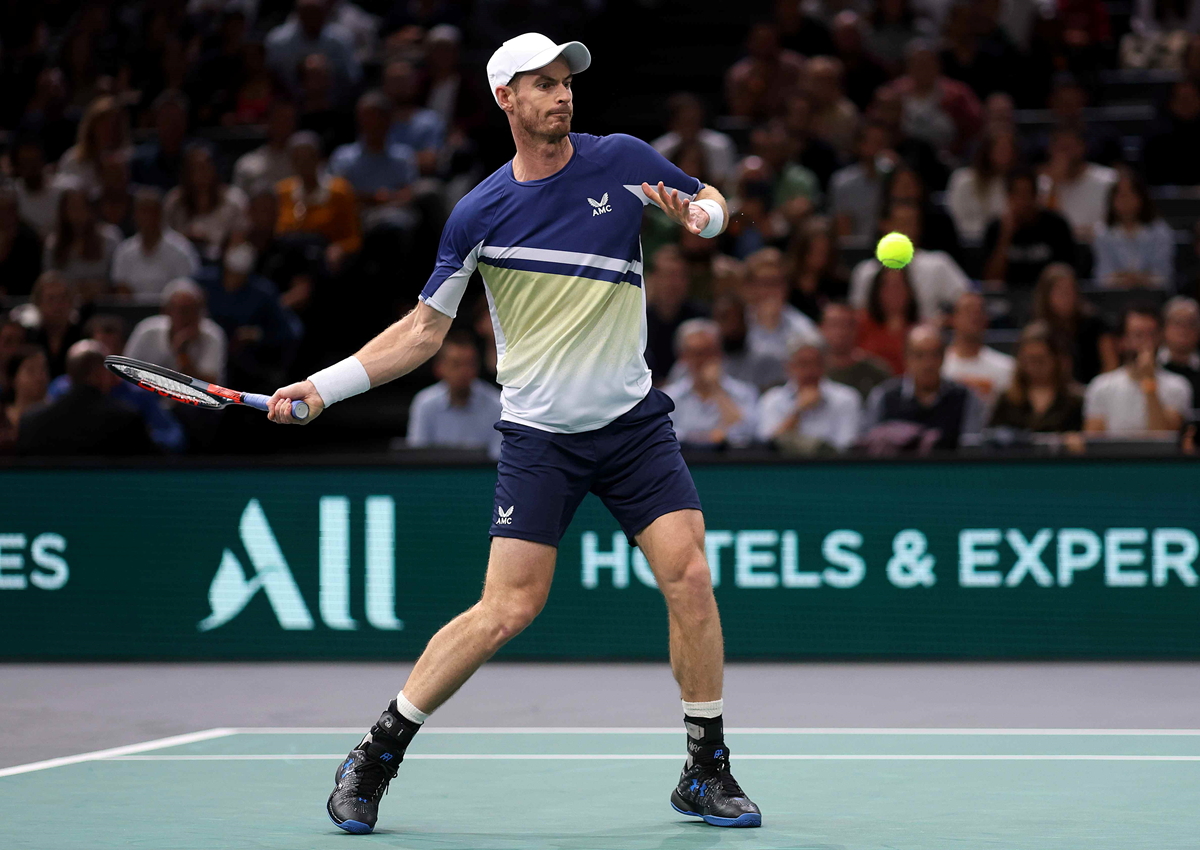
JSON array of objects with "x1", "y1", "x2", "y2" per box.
[{"x1": 642, "y1": 181, "x2": 709, "y2": 235}]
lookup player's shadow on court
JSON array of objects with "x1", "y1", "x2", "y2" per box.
[{"x1": 349, "y1": 826, "x2": 838, "y2": 850}]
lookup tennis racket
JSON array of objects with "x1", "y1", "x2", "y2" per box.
[{"x1": 104, "y1": 355, "x2": 309, "y2": 420}]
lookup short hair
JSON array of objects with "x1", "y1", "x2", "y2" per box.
[
  {"x1": 162, "y1": 277, "x2": 205, "y2": 305},
  {"x1": 133, "y1": 186, "x2": 164, "y2": 206},
  {"x1": 65, "y1": 339, "x2": 106, "y2": 384},
  {"x1": 820, "y1": 299, "x2": 855, "y2": 321},
  {"x1": 1121, "y1": 301, "x2": 1163, "y2": 333},
  {"x1": 288, "y1": 130, "x2": 322, "y2": 155},
  {"x1": 427, "y1": 24, "x2": 461, "y2": 44},
  {"x1": 673, "y1": 318, "x2": 721, "y2": 354},
  {"x1": 666, "y1": 92, "x2": 704, "y2": 121},
  {"x1": 439, "y1": 329, "x2": 479, "y2": 356},
  {"x1": 357, "y1": 89, "x2": 392, "y2": 113},
  {"x1": 745, "y1": 246, "x2": 785, "y2": 279},
  {"x1": 906, "y1": 322, "x2": 945, "y2": 352},
  {"x1": 30, "y1": 271, "x2": 68, "y2": 306},
  {"x1": 1164, "y1": 295, "x2": 1200, "y2": 326},
  {"x1": 84, "y1": 313, "x2": 128, "y2": 344},
  {"x1": 905, "y1": 37, "x2": 937, "y2": 60},
  {"x1": 786, "y1": 334, "x2": 827, "y2": 358},
  {"x1": 153, "y1": 89, "x2": 190, "y2": 116}
]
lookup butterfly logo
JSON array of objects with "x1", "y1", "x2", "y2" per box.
[
  {"x1": 496, "y1": 505, "x2": 514, "y2": 525},
  {"x1": 587, "y1": 193, "x2": 611, "y2": 216}
]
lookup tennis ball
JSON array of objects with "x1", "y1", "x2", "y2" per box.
[{"x1": 876, "y1": 232, "x2": 914, "y2": 269}]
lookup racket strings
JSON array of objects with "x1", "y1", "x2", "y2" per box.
[{"x1": 112, "y1": 364, "x2": 221, "y2": 408}]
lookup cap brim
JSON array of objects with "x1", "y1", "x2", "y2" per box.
[{"x1": 515, "y1": 40, "x2": 591, "y2": 77}]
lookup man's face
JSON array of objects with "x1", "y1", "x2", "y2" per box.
[
  {"x1": 650, "y1": 254, "x2": 689, "y2": 304},
  {"x1": 671, "y1": 102, "x2": 703, "y2": 138},
  {"x1": 678, "y1": 329, "x2": 722, "y2": 376},
  {"x1": 90, "y1": 325, "x2": 125, "y2": 356},
  {"x1": 744, "y1": 265, "x2": 787, "y2": 308},
  {"x1": 434, "y1": 343, "x2": 478, "y2": 392},
  {"x1": 953, "y1": 294, "x2": 988, "y2": 340},
  {"x1": 502, "y1": 59, "x2": 573, "y2": 141},
  {"x1": 788, "y1": 346, "x2": 825, "y2": 387},
  {"x1": 1123, "y1": 313, "x2": 1160, "y2": 357},
  {"x1": 158, "y1": 104, "x2": 186, "y2": 150},
  {"x1": 1164, "y1": 307, "x2": 1200, "y2": 355},
  {"x1": 820, "y1": 305, "x2": 857, "y2": 354},
  {"x1": 860, "y1": 125, "x2": 888, "y2": 161},
  {"x1": 385, "y1": 61, "x2": 418, "y2": 105},
  {"x1": 268, "y1": 103, "x2": 297, "y2": 146},
  {"x1": 887, "y1": 205, "x2": 922, "y2": 244},
  {"x1": 357, "y1": 103, "x2": 390, "y2": 143},
  {"x1": 290, "y1": 143, "x2": 319, "y2": 179},
  {"x1": 1050, "y1": 131, "x2": 1085, "y2": 167},
  {"x1": 906, "y1": 332, "x2": 944, "y2": 389},
  {"x1": 133, "y1": 196, "x2": 162, "y2": 235},
  {"x1": 1009, "y1": 177, "x2": 1037, "y2": 218},
  {"x1": 985, "y1": 93, "x2": 1014, "y2": 126},
  {"x1": 36, "y1": 279, "x2": 72, "y2": 325},
  {"x1": 165, "y1": 293, "x2": 202, "y2": 334},
  {"x1": 15, "y1": 145, "x2": 44, "y2": 183}
]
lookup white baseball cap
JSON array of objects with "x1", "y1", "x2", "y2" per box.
[{"x1": 486, "y1": 33, "x2": 591, "y2": 106}]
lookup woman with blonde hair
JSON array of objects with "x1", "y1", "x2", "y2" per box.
[
  {"x1": 43, "y1": 182, "x2": 122, "y2": 300},
  {"x1": 989, "y1": 322, "x2": 1084, "y2": 432},
  {"x1": 58, "y1": 96, "x2": 132, "y2": 194},
  {"x1": 1033, "y1": 262, "x2": 1119, "y2": 383},
  {"x1": 164, "y1": 142, "x2": 249, "y2": 262}
]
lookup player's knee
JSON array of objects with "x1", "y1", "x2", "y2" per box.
[
  {"x1": 483, "y1": 593, "x2": 544, "y2": 645},
  {"x1": 661, "y1": 554, "x2": 715, "y2": 618}
]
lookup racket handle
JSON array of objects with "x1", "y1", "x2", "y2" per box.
[{"x1": 243, "y1": 393, "x2": 310, "y2": 421}]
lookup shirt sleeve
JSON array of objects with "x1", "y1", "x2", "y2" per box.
[
  {"x1": 419, "y1": 193, "x2": 489, "y2": 319},
  {"x1": 756, "y1": 388, "x2": 790, "y2": 441},
  {"x1": 1083, "y1": 376, "x2": 1107, "y2": 423},
  {"x1": 612, "y1": 134, "x2": 704, "y2": 205},
  {"x1": 1160, "y1": 373, "x2": 1194, "y2": 415},
  {"x1": 832, "y1": 391, "x2": 862, "y2": 450}
]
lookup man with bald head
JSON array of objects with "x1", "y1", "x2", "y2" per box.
[
  {"x1": 863, "y1": 324, "x2": 986, "y2": 450},
  {"x1": 16, "y1": 340, "x2": 154, "y2": 455}
]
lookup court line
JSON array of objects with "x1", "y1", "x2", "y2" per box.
[
  {"x1": 0, "y1": 728, "x2": 237, "y2": 778},
  {"x1": 108, "y1": 753, "x2": 1200, "y2": 762},
  {"x1": 230, "y1": 727, "x2": 1200, "y2": 736}
]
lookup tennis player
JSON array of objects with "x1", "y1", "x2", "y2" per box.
[{"x1": 268, "y1": 32, "x2": 761, "y2": 833}]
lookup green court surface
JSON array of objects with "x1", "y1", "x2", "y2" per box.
[{"x1": 4, "y1": 728, "x2": 1199, "y2": 849}]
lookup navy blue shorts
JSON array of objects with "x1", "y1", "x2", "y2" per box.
[{"x1": 490, "y1": 388, "x2": 703, "y2": 547}]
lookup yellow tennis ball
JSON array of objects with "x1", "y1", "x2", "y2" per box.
[{"x1": 876, "y1": 232, "x2": 914, "y2": 269}]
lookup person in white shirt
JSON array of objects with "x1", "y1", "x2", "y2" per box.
[
  {"x1": 742, "y1": 246, "x2": 821, "y2": 363},
  {"x1": 849, "y1": 201, "x2": 971, "y2": 321},
  {"x1": 942, "y1": 291, "x2": 1015, "y2": 413},
  {"x1": 11, "y1": 137, "x2": 66, "y2": 239},
  {"x1": 111, "y1": 188, "x2": 200, "y2": 298},
  {"x1": 758, "y1": 338, "x2": 862, "y2": 452},
  {"x1": 664, "y1": 319, "x2": 759, "y2": 447},
  {"x1": 945, "y1": 126, "x2": 1015, "y2": 243},
  {"x1": 407, "y1": 331, "x2": 502, "y2": 459},
  {"x1": 1037, "y1": 124, "x2": 1118, "y2": 244},
  {"x1": 233, "y1": 101, "x2": 298, "y2": 197},
  {"x1": 652, "y1": 93, "x2": 737, "y2": 191},
  {"x1": 1084, "y1": 305, "x2": 1193, "y2": 434},
  {"x1": 125, "y1": 278, "x2": 227, "y2": 384}
]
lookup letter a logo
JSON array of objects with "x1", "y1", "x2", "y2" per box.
[{"x1": 198, "y1": 499, "x2": 315, "y2": 631}]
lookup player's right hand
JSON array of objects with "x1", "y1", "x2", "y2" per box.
[{"x1": 268, "y1": 380, "x2": 325, "y2": 425}]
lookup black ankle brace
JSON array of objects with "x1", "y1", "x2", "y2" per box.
[
  {"x1": 363, "y1": 699, "x2": 422, "y2": 763},
  {"x1": 684, "y1": 714, "x2": 726, "y2": 766}
]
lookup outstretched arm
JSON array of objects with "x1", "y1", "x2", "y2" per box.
[
  {"x1": 267, "y1": 301, "x2": 453, "y2": 424},
  {"x1": 641, "y1": 181, "x2": 729, "y2": 236}
]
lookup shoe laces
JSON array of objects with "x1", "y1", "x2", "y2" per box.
[
  {"x1": 344, "y1": 758, "x2": 395, "y2": 802},
  {"x1": 708, "y1": 759, "x2": 745, "y2": 798}
]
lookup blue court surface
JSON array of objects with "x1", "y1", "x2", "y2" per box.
[{"x1": 3, "y1": 726, "x2": 1198, "y2": 849}]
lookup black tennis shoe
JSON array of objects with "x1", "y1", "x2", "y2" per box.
[
  {"x1": 670, "y1": 750, "x2": 761, "y2": 827},
  {"x1": 327, "y1": 743, "x2": 399, "y2": 834}
]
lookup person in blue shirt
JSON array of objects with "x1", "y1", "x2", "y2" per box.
[
  {"x1": 382, "y1": 58, "x2": 446, "y2": 177},
  {"x1": 405, "y1": 330, "x2": 502, "y2": 458},
  {"x1": 329, "y1": 90, "x2": 418, "y2": 231},
  {"x1": 267, "y1": 33, "x2": 758, "y2": 834},
  {"x1": 265, "y1": 0, "x2": 361, "y2": 99}
]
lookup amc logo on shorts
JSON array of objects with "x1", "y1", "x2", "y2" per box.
[
  {"x1": 199, "y1": 498, "x2": 403, "y2": 633},
  {"x1": 0, "y1": 533, "x2": 69, "y2": 591}
]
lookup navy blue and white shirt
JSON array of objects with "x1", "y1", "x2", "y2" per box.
[{"x1": 419, "y1": 132, "x2": 703, "y2": 433}]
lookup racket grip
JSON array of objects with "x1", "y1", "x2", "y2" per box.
[{"x1": 244, "y1": 393, "x2": 310, "y2": 421}]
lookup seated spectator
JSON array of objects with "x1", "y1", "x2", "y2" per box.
[
  {"x1": 246, "y1": 188, "x2": 324, "y2": 314},
  {"x1": 781, "y1": 92, "x2": 842, "y2": 192},
  {"x1": 831, "y1": 11, "x2": 890, "y2": 110},
  {"x1": 865, "y1": 0, "x2": 925, "y2": 73},
  {"x1": 743, "y1": 247, "x2": 821, "y2": 364},
  {"x1": 330, "y1": 90, "x2": 419, "y2": 226},
  {"x1": 982, "y1": 170, "x2": 1077, "y2": 288},
  {"x1": 1034, "y1": 262, "x2": 1119, "y2": 383},
  {"x1": 43, "y1": 182, "x2": 122, "y2": 299},
  {"x1": 165, "y1": 143, "x2": 250, "y2": 263},
  {"x1": 939, "y1": 0, "x2": 1004, "y2": 99},
  {"x1": 11, "y1": 136, "x2": 64, "y2": 239},
  {"x1": 882, "y1": 165, "x2": 963, "y2": 261},
  {"x1": 0, "y1": 347, "x2": 49, "y2": 451},
  {"x1": 664, "y1": 319, "x2": 759, "y2": 447},
  {"x1": 383, "y1": 59, "x2": 446, "y2": 179},
  {"x1": 1160, "y1": 296, "x2": 1200, "y2": 403},
  {"x1": 112, "y1": 189, "x2": 201, "y2": 298},
  {"x1": 946, "y1": 126, "x2": 1017, "y2": 243},
  {"x1": 849, "y1": 202, "x2": 971, "y2": 321},
  {"x1": 775, "y1": 0, "x2": 835, "y2": 56},
  {"x1": 1121, "y1": 0, "x2": 1199, "y2": 68},
  {"x1": 0, "y1": 185, "x2": 43, "y2": 298},
  {"x1": 26, "y1": 272, "x2": 83, "y2": 378},
  {"x1": 44, "y1": 315, "x2": 186, "y2": 454},
  {"x1": 866, "y1": 86, "x2": 951, "y2": 191},
  {"x1": 1093, "y1": 168, "x2": 1174, "y2": 289},
  {"x1": 724, "y1": 21, "x2": 806, "y2": 120},
  {"x1": 195, "y1": 239, "x2": 302, "y2": 385},
  {"x1": 126, "y1": 278, "x2": 227, "y2": 384},
  {"x1": 1085, "y1": 304, "x2": 1193, "y2": 434},
  {"x1": 1038, "y1": 123, "x2": 1118, "y2": 244},
  {"x1": 990, "y1": 321, "x2": 1085, "y2": 433},
  {"x1": 96, "y1": 151, "x2": 136, "y2": 238},
  {"x1": 820, "y1": 300, "x2": 893, "y2": 400},
  {"x1": 748, "y1": 119, "x2": 821, "y2": 216},
  {"x1": 297, "y1": 53, "x2": 358, "y2": 155},
  {"x1": 882, "y1": 40, "x2": 983, "y2": 157},
  {"x1": 942, "y1": 291, "x2": 1015, "y2": 412},
  {"x1": 266, "y1": 0, "x2": 362, "y2": 97},
  {"x1": 864, "y1": 324, "x2": 987, "y2": 451},
  {"x1": 0, "y1": 320, "x2": 27, "y2": 398},
  {"x1": 787, "y1": 216, "x2": 849, "y2": 322},
  {"x1": 227, "y1": 40, "x2": 276, "y2": 127},
  {"x1": 806, "y1": 57, "x2": 859, "y2": 159},
  {"x1": 233, "y1": 100, "x2": 299, "y2": 197},
  {"x1": 652, "y1": 93, "x2": 737, "y2": 192},
  {"x1": 424, "y1": 25, "x2": 488, "y2": 140},
  {"x1": 758, "y1": 338, "x2": 862, "y2": 453},
  {"x1": 667, "y1": 291, "x2": 786, "y2": 391},
  {"x1": 17, "y1": 340, "x2": 155, "y2": 456},
  {"x1": 1034, "y1": 74, "x2": 1122, "y2": 166},
  {"x1": 57, "y1": 96, "x2": 131, "y2": 195},
  {"x1": 1144, "y1": 79, "x2": 1200, "y2": 186},
  {"x1": 192, "y1": 9, "x2": 253, "y2": 126},
  {"x1": 130, "y1": 91, "x2": 190, "y2": 192},
  {"x1": 645, "y1": 245, "x2": 710, "y2": 382},
  {"x1": 856, "y1": 266, "x2": 918, "y2": 374},
  {"x1": 277, "y1": 131, "x2": 361, "y2": 271},
  {"x1": 830, "y1": 120, "x2": 893, "y2": 240},
  {"x1": 406, "y1": 331, "x2": 502, "y2": 458}
]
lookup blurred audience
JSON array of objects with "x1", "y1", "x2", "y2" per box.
[
  {"x1": 665, "y1": 319, "x2": 759, "y2": 448},
  {"x1": 757, "y1": 338, "x2": 862, "y2": 454},
  {"x1": 989, "y1": 322, "x2": 1085, "y2": 433},
  {"x1": 1144, "y1": 79, "x2": 1200, "y2": 185},
  {"x1": 742, "y1": 247, "x2": 821, "y2": 364},
  {"x1": 125, "y1": 278, "x2": 227, "y2": 385},
  {"x1": 383, "y1": 58, "x2": 445, "y2": 178},
  {"x1": 856, "y1": 266, "x2": 918, "y2": 375},
  {"x1": 983, "y1": 170, "x2": 1077, "y2": 287},
  {"x1": 653, "y1": 94, "x2": 737, "y2": 192},
  {"x1": 164, "y1": 143, "x2": 250, "y2": 263},
  {"x1": 820, "y1": 301, "x2": 893, "y2": 400},
  {"x1": 406, "y1": 331, "x2": 502, "y2": 458},
  {"x1": 266, "y1": 0, "x2": 362, "y2": 97},
  {"x1": 330, "y1": 90, "x2": 419, "y2": 227},
  {"x1": 882, "y1": 40, "x2": 982, "y2": 157},
  {"x1": 806, "y1": 57, "x2": 860, "y2": 159},
  {"x1": 276, "y1": 131, "x2": 361, "y2": 271},
  {"x1": 43, "y1": 182, "x2": 121, "y2": 299},
  {"x1": 11, "y1": 137, "x2": 64, "y2": 239},
  {"x1": 645, "y1": 245, "x2": 710, "y2": 383},
  {"x1": 0, "y1": 347, "x2": 49, "y2": 451},
  {"x1": 233, "y1": 100, "x2": 299, "y2": 197},
  {"x1": 131, "y1": 91, "x2": 190, "y2": 192},
  {"x1": 1159, "y1": 296, "x2": 1200, "y2": 403},
  {"x1": 830, "y1": 120, "x2": 893, "y2": 240},
  {"x1": 0, "y1": 186, "x2": 43, "y2": 298},
  {"x1": 26, "y1": 271, "x2": 83, "y2": 378},
  {"x1": 1092, "y1": 168, "x2": 1174, "y2": 289},
  {"x1": 1033, "y1": 262, "x2": 1119, "y2": 383},
  {"x1": 57, "y1": 96, "x2": 130, "y2": 195},
  {"x1": 112, "y1": 188, "x2": 200, "y2": 298},
  {"x1": 942, "y1": 292, "x2": 1015, "y2": 413},
  {"x1": 787, "y1": 216, "x2": 849, "y2": 322},
  {"x1": 725, "y1": 21, "x2": 806, "y2": 120},
  {"x1": 946, "y1": 125, "x2": 1017, "y2": 243},
  {"x1": 1038, "y1": 123, "x2": 1118, "y2": 244}
]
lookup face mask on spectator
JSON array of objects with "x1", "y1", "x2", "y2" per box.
[{"x1": 225, "y1": 243, "x2": 257, "y2": 275}]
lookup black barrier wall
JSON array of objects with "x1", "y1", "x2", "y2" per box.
[{"x1": 1, "y1": 459, "x2": 1198, "y2": 658}]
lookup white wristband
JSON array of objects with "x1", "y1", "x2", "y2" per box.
[
  {"x1": 694, "y1": 198, "x2": 724, "y2": 239},
  {"x1": 307, "y1": 356, "x2": 371, "y2": 407}
]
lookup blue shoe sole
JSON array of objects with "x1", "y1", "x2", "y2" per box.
[
  {"x1": 328, "y1": 807, "x2": 374, "y2": 834},
  {"x1": 671, "y1": 801, "x2": 762, "y2": 828}
]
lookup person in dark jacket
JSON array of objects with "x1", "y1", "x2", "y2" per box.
[{"x1": 17, "y1": 340, "x2": 155, "y2": 456}]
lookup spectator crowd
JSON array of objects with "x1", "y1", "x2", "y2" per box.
[{"x1": 1, "y1": 0, "x2": 1198, "y2": 457}]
